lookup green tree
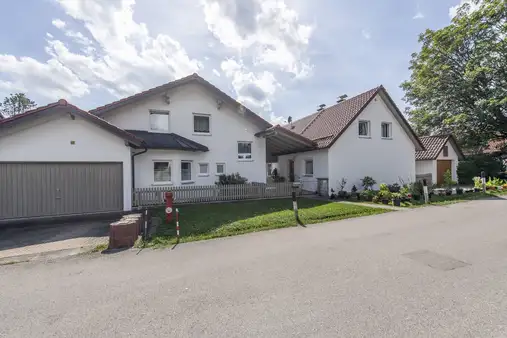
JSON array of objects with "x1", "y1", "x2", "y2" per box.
[
  {"x1": 0, "y1": 93, "x2": 37, "y2": 118},
  {"x1": 401, "y1": 0, "x2": 507, "y2": 148}
]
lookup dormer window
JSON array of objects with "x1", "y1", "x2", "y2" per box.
[{"x1": 193, "y1": 113, "x2": 211, "y2": 134}]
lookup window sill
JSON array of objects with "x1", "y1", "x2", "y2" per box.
[
  {"x1": 303, "y1": 174, "x2": 314, "y2": 177},
  {"x1": 198, "y1": 174, "x2": 209, "y2": 177},
  {"x1": 358, "y1": 136, "x2": 371, "y2": 139},
  {"x1": 181, "y1": 180, "x2": 195, "y2": 185},
  {"x1": 215, "y1": 173, "x2": 225, "y2": 176},
  {"x1": 381, "y1": 137, "x2": 393, "y2": 140},
  {"x1": 238, "y1": 159, "x2": 254, "y2": 162},
  {"x1": 193, "y1": 132, "x2": 211, "y2": 136},
  {"x1": 151, "y1": 182, "x2": 173, "y2": 186}
]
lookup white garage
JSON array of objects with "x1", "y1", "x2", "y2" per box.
[{"x1": 0, "y1": 100, "x2": 143, "y2": 221}]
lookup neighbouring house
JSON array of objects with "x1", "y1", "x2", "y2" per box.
[
  {"x1": 479, "y1": 138, "x2": 507, "y2": 166},
  {"x1": 257, "y1": 86, "x2": 425, "y2": 195},
  {"x1": 415, "y1": 134, "x2": 464, "y2": 186},
  {"x1": 0, "y1": 100, "x2": 143, "y2": 221}
]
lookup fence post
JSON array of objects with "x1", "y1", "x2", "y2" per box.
[
  {"x1": 143, "y1": 208, "x2": 149, "y2": 241},
  {"x1": 175, "y1": 208, "x2": 180, "y2": 240},
  {"x1": 423, "y1": 179, "x2": 429, "y2": 204}
]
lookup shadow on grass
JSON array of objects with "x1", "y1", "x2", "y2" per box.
[{"x1": 150, "y1": 198, "x2": 330, "y2": 246}]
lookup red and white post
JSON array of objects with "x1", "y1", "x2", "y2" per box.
[{"x1": 175, "y1": 208, "x2": 180, "y2": 239}]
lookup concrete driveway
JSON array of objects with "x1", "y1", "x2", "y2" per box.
[
  {"x1": 0, "y1": 221, "x2": 110, "y2": 263},
  {"x1": 1, "y1": 196, "x2": 507, "y2": 337}
]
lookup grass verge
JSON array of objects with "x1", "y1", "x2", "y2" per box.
[{"x1": 146, "y1": 198, "x2": 390, "y2": 247}]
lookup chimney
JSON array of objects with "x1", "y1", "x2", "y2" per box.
[
  {"x1": 317, "y1": 104, "x2": 326, "y2": 112},
  {"x1": 337, "y1": 94, "x2": 348, "y2": 103}
]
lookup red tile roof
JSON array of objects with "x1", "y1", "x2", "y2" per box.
[
  {"x1": 282, "y1": 86, "x2": 424, "y2": 150},
  {"x1": 483, "y1": 139, "x2": 507, "y2": 154},
  {"x1": 416, "y1": 134, "x2": 464, "y2": 160}
]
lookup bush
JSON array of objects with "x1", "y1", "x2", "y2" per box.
[
  {"x1": 387, "y1": 183, "x2": 401, "y2": 193},
  {"x1": 361, "y1": 176, "x2": 376, "y2": 190},
  {"x1": 457, "y1": 154, "x2": 506, "y2": 184},
  {"x1": 216, "y1": 173, "x2": 248, "y2": 185},
  {"x1": 360, "y1": 189, "x2": 376, "y2": 201},
  {"x1": 273, "y1": 176, "x2": 286, "y2": 183}
]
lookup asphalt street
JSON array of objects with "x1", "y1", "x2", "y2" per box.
[{"x1": 1, "y1": 197, "x2": 507, "y2": 337}]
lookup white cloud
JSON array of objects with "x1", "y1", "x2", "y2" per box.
[
  {"x1": 52, "y1": 19, "x2": 66, "y2": 29},
  {"x1": 212, "y1": 68, "x2": 221, "y2": 77},
  {"x1": 361, "y1": 29, "x2": 371, "y2": 40},
  {"x1": 413, "y1": 12, "x2": 424, "y2": 20},
  {"x1": 1, "y1": 0, "x2": 201, "y2": 101},
  {"x1": 449, "y1": 0, "x2": 481, "y2": 18},
  {"x1": 201, "y1": 0, "x2": 314, "y2": 111}
]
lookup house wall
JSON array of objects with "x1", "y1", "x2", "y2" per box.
[
  {"x1": 277, "y1": 149, "x2": 328, "y2": 192},
  {"x1": 0, "y1": 115, "x2": 133, "y2": 211},
  {"x1": 415, "y1": 140, "x2": 461, "y2": 185},
  {"x1": 103, "y1": 82, "x2": 267, "y2": 187},
  {"x1": 436, "y1": 140, "x2": 459, "y2": 181},
  {"x1": 327, "y1": 94, "x2": 416, "y2": 192}
]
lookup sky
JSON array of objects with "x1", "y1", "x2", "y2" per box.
[{"x1": 0, "y1": 0, "x2": 474, "y2": 124}]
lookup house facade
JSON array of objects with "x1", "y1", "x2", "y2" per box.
[
  {"x1": 272, "y1": 86, "x2": 425, "y2": 194},
  {"x1": 416, "y1": 135, "x2": 464, "y2": 186},
  {"x1": 91, "y1": 75, "x2": 274, "y2": 189}
]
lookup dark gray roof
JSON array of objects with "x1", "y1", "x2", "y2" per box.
[{"x1": 126, "y1": 130, "x2": 209, "y2": 152}]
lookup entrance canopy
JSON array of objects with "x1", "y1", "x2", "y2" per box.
[{"x1": 255, "y1": 125, "x2": 316, "y2": 158}]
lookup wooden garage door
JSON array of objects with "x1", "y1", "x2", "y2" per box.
[
  {"x1": 0, "y1": 162, "x2": 123, "y2": 220},
  {"x1": 436, "y1": 160, "x2": 452, "y2": 186}
]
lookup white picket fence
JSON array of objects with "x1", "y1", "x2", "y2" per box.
[{"x1": 133, "y1": 182, "x2": 312, "y2": 207}]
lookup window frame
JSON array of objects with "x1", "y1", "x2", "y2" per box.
[
  {"x1": 149, "y1": 109, "x2": 170, "y2": 132},
  {"x1": 358, "y1": 120, "x2": 371, "y2": 138},
  {"x1": 442, "y1": 145, "x2": 449, "y2": 157},
  {"x1": 216, "y1": 162, "x2": 226, "y2": 176},
  {"x1": 304, "y1": 159, "x2": 314, "y2": 177},
  {"x1": 237, "y1": 141, "x2": 253, "y2": 161},
  {"x1": 198, "y1": 162, "x2": 209, "y2": 177},
  {"x1": 193, "y1": 113, "x2": 211, "y2": 135},
  {"x1": 381, "y1": 122, "x2": 392, "y2": 139},
  {"x1": 152, "y1": 160, "x2": 172, "y2": 185},
  {"x1": 180, "y1": 160, "x2": 193, "y2": 183}
]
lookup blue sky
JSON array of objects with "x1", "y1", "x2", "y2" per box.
[{"x1": 0, "y1": 0, "x2": 469, "y2": 123}]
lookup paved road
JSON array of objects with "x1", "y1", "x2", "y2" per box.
[{"x1": 1, "y1": 197, "x2": 507, "y2": 337}]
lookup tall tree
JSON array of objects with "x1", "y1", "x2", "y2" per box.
[
  {"x1": 401, "y1": 0, "x2": 507, "y2": 148},
  {"x1": 0, "y1": 93, "x2": 37, "y2": 118}
]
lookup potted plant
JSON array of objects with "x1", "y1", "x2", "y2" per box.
[
  {"x1": 329, "y1": 188, "x2": 336, "y2": 199},
  {"x1": 361, "y1": 189, "x2": 375, "y2": 201},
  {"x1": 378, "y1": 183, "x2": 391, "y2": 205},
  {"x1": 456, "y1": 187, "x2": 464, "y2": 195},
  {"x1": 391, "y1": 192, "x2": 402, "y2": 207}
]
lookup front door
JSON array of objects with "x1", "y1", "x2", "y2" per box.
[
  {"x1": 288, "y1": 160, "x2": 295, "y2": 182},
  {"x1": 436, "y1": 160, "x2": 452, "y2": 186}
]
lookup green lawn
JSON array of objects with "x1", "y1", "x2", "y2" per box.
[{"x1": 146, "y1": 198, "x2": 390, "y2": 247}]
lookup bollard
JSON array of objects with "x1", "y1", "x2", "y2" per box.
[
  {"x1": 175, "y1": 208, "x2": 180, "y2": 239},
  {"x1": 144, "y1": 208, "x2": 148, "y2": 240},
  {"x1": 481, "y1": 171, "x2": 486, "y2": 193},
  {"x1": 292, "y1": 191, "x2": 301, "y2": 224},
  {"x1": 422, "y1": 179, "x2": 429, "y2": 204}
]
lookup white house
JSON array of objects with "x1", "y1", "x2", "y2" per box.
[
  {"x1": 0, "y1": 100, "x2": 143, "y2": 221},
  {"x1": 259, "y1": 86, "x2": 425, "y2": 195},
  {"x1": 415, "y1": 135, "x2": 464, "y2": 186}
]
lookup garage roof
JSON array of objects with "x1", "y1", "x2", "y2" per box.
[
  {"x1": 126, "y1": 130, "x2": 209, "y2": 151},
  {"x1": 416, "y1": 134, "x2": 464, "y2": 160},
  {"x1": 0, "y1": 100, "x2": 144, "y2": 147}
]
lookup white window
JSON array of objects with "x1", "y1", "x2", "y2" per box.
[
  {"x1": 381, "y1": 122, "x2": 392, "y2": 139},
  {"x1": 238, "y1": 142, "x2": 252, "y2": 160},
  {"x1": 304, "y1": 160, "x2": 314, "y2": 176},
  {"x1": 181, "y1": 161, "x2": 192, "y2": 182},
  {"x1": 216, "y1": 163, "x2": 226, "y2": 175},
  {"x1": 150, "y1": 110, "x2": 169, "y2": 132},
  {"x1": 153, "y1": 161, "x2": 171, "y2": 183},
  {"x1": 358, "y1": 120, "x2": 370, "y2": 137},
  {"x1": 198, "y1": 163, "x2": 209, "y2": 176},
  {"x1": 193, "y1": 114, "x2": 210, "y2": 134}
]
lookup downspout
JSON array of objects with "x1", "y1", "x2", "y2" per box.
[{"x1": 131, "y1": 145, "x2": 148, "y2": 191}]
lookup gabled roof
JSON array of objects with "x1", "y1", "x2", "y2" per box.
[
  {"x1": 416, "y1": 134, "x2": 464, "y2": 160},
  {"x1": 0, "y1": 99, "x2": 143, "y2": 147},
  {"x1": 125, "y1": 130, "x2": 208, "y2": 152},
  {"x1": 282, "y1": 86, "x2": 424, "y2": 151},
  {"x1": 90, "y1": 73, "x2": 272, "y2": 130}
]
